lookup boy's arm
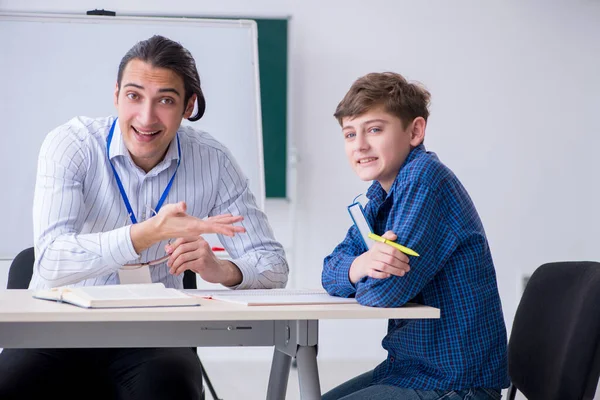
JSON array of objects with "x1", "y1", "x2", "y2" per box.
[
  {"x1": 322, "y1": 224, "x2": 367, "y2": 297},
  {"x1": 355, "y1": 182, "x2": 459, "y2": 307}
]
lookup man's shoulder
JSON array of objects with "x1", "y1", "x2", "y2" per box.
[
  {"x1": 177, "y1": 125, "x2": 232, "y2": 159},
  {"x1": 46, "y1": 116, "x2": 113, "y2": 143}
]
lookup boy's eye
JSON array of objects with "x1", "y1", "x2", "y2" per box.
[
  {"x1": 344, "y1": 132, "x2": 356, "y2": 139},
  {"x1": 368, "y1": 127, "x2": 381, "y2": 133}
]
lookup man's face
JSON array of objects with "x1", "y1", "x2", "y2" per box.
[
  {"x1": 342, "y1": 106, "x2": 423, "y2": 192},
  {"x1": 114, "y1": 59, "x2": 195, "y2": 172}
]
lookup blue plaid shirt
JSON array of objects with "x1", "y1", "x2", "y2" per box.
[{"x1": 322, "y1": 144, "x2": 509, "y2": 390}]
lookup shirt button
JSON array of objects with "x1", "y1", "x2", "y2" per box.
[{"x1": 390, "y1": 356, "x2": 395, "y2": 362}]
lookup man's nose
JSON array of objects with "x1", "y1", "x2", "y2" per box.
[{"x1": 138, "y1": 102, "x2": 157, "y2": 126}]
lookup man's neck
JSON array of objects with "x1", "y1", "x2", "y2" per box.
[{"x1": 131, "y1": 150, "x2": 168, "y2": 173}]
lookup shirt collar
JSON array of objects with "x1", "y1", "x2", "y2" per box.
[
  {"x1": 108, "y1": 118, "x2": 181, "y2": 167},
  {"x1": 365, "y1": 143, "x2": 426, "y2": 203},
  {"x1": 108, "y1": 118, "x2": 128, "y2": 161}
]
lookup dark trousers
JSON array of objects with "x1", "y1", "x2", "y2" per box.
[{"x1": 0, "y1": 347, "x2": 203, "y2": 400}]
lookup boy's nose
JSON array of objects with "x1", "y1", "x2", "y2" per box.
[{"x1": 353, "y1": 134, "x2": 369, "y2": 151}]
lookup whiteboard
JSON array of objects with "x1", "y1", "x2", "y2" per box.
[{"x1": 0, "y1": 13, "x2": 265, "y2": 258}]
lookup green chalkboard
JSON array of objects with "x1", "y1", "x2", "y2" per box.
[
  {"x1": 194, "y1": 16, "x2": 288, "y2": 198},
  {"x1": 254, "y1": 18, "x2": 288, "y2": 198}
]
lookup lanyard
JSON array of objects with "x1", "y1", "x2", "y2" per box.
[{"x1": 107, "y1": 118, "x2": 181, "y2": 224}]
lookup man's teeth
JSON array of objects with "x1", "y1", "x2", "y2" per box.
[
  {"x1": 358, "y1": 158, "x2": 377, "y2": 164},
  {"x1": 133, "y1": 127, "x2": 160, "y2": 135}
]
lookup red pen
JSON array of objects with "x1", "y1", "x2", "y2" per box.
[{"x1": 211, "y1": 247, "x2": 225, "y2": 252}]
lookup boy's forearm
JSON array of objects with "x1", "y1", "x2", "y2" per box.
[{"x1": 322, "y1": 254, "x2": 358, "y2": 298}]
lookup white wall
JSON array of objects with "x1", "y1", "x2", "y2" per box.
[{"x1": 2, "y1": 0, "x2": 600, "y2": 374}]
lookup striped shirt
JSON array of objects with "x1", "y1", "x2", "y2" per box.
[
  {"x1": 30, "y1": 116, "x2": 288, "y2": 290},
  {"x1": 322, "y1": 144, "x2": 509, "y2": 390}
]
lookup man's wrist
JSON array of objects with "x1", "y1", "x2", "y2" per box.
[
  {"x1": 219, "y1": 260, "x2": 243, "y2": 287},
  {"x1": 130, "y1": 218, "x2": 162, "y2": 254}
]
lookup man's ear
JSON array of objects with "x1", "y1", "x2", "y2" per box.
[
  {"x1": 409, "y1": 117, "x2": 426, "y2": 147},
  {"x1": 183, "y1": 94, "x2": 197, "y2": 119},
  {"x1": 113, "y1": 82, "x2": 120, "y2": 108}
]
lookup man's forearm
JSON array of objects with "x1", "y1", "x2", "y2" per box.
[
  {"x1": 130, "y1": 219, "x2": 162, "y2": 254},
  {"x1": 220, "y1": 260, "x2": 243, "y2": 287}
]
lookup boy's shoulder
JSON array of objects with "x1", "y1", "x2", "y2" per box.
[{"x1": 395, "y1": 144, "x2": 457, "y2": 192}]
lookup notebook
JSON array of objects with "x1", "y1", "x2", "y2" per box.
[
  {"x1": 347, "y1": 201, "x2": 374, "y2": 250},
  {"x1": 33, "y1": 283, "x2": 201, "y2": 309},
  {"x1": 187, "y1": 288, "x2": 357, "y2": 306}
]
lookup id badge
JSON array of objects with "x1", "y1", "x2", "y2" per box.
[{"x1": 118, "y1": 265, "x2": 152, "y2": 284}]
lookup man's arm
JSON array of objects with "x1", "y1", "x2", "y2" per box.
[
  {"x1": 209, "y1": 151, "x2": 288, "y2": 289},
  {"x1": 32, "y1": 127, "x2": 139, "y2": 288},
  {"x1": 354, "y1": 182, "x2": 459, "y2": 307}
]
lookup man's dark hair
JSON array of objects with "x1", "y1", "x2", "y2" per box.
[{"x1": 117, "y1": 35, "x2": 206, "y2": 121}]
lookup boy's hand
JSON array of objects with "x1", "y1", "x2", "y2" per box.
[{"x1": 349, "y1": 231, "x2": 411, "y2": 283}]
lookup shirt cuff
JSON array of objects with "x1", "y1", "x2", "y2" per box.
[
  {"x1": 101, "y1": 225, "x2": 139, "y2": 267},
  {"x1": 332, "y1": 255, "x2": 359, "y2": 297},
  {"x1": 225, "y1": 258, "x2": 257, "y2": 290}
]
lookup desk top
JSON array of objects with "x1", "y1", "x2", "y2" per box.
[{"x1": 0, "y1": 290, "x2": 439, "y2": 322}]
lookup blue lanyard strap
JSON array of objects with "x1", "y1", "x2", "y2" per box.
[{"x1": 106, "y1": 118, "x2": 181, "y2": 224}]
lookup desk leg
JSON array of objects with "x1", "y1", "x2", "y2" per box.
[
  {"x1": 266, "y1": 348, "x2": 292, "y2": 400},
  {"x1": 296, "y1": 345, "x2": 321, "y2": 400}
]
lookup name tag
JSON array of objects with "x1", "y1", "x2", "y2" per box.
[{"x1": 118, "y1": 266, "x2": 152, "y2": 284}]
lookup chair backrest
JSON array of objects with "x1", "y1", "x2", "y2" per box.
[
  {"x1": 508, "y1": 261, "x2": 600, "y2": 400},
  {"x1": 7, "y1": 247, "x2": 35, "y2": 289},
  {"x1": 7, "y1": 247, "x2": 198, "y2": 290}
]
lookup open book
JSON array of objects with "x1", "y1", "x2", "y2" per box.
[
  {"x1": 33, "y1": 283, "x2": 201, "y2": 309},
  {"x1": 188, "y1": 288, "x2": 357, "y2": 306}
]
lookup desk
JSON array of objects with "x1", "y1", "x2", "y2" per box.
[{"x1": 0, "y1": 290, "x2": 439, "y2": 399}]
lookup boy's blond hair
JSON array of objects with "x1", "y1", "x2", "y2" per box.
[{"x1": 334, "y1": 72, "x2": 431, "y2": 129}]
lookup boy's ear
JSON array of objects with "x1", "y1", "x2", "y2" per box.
[{"x1": 409, "y1": 117, "x2": 426, "y2": 146}]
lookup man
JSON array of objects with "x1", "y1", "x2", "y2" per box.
[{"x1": 0, "y1": 35, "x2": 288, "y2": 400}]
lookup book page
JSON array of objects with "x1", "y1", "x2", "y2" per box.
[{"x1": 74, "y1": 284, "x2": 190, "y2": 300}]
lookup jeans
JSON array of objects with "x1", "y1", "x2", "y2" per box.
[{"x1": 322, "y1": 370, "x2": 502, "y2": 400}]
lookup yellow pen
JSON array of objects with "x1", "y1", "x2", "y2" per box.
[{"x1": 368, "y1": 233, "x2": 420, "y2": 257}]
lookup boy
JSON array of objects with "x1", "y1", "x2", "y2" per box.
[{"x1": 322, "y1": 72, "x2": 508, "y2": 400}]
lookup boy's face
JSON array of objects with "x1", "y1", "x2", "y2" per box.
[
  {"x1": 114, "y1": 59, "x2": 196, "y2": 172},
  {"x1": 342, "y1": 106, "x2": 424, "y2": 192}
]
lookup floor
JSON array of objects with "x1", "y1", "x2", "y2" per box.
[{"x1": 197, "y1": 358, "x2": 380, "y2": 400}]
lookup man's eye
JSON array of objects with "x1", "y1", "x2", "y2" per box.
[
  {"x1": 126, "y1": 93, "x2": 138, "y2": 100},
  {"x1": 160, "y1": 98, "x2": 174, "y2": 105}
]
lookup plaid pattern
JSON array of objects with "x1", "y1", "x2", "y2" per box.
[{"x1": 322, "y1": 144, "x2": 509, "y2": 390}]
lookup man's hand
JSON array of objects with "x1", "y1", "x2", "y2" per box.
[
  {"x1": 166, "y1": 236, "x2": 242, "y2": 286},
  {"x1": 130, "y1": 202, "x2": 246, "y2": 254},
  {"x1": 349, "y1": 231, "x2": 411, "y2": 284}
]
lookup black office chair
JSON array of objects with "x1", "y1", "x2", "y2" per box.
[
  {"x1": 507, "y1": 261, "x2": 600, "y2": 400},
  {"x1": 8, "y1": 247, "x2": 221, "y2": 400}
]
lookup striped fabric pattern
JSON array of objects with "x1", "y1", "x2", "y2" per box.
[
  {"x1": 30, "y1": 116, "x2": 288, "y2": 290},
  {"x1": 322, "y1": 144, "x2": 509, "y2": 390}
]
